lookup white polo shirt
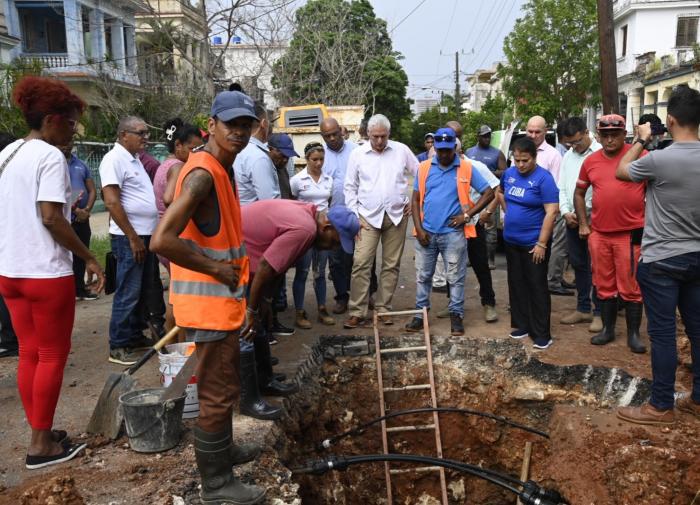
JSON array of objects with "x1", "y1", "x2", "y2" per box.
[
  {"x1": 290, "y1": 168, "x2": 333, "y2": 212},
  {"x1": 99, "y1": 143, "x2": 158, "y2": 236},
  {"x1": 344, "y1": 140, "x2": 419, "y2": 228}
]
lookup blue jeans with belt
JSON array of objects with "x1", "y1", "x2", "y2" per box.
[
  {"x1": 636, "y1": 251, "x2": 700, "y2": 410},
  {"x1": 414, "y1": 231, "x2": 468, "y2": 318},
  {"x1": 566, "y1": 226, "x2": 600, "y2": 314}
]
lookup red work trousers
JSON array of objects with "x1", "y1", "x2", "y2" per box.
[{"x1": 588, "y1": 230, "x2": 642, "y2": 303}]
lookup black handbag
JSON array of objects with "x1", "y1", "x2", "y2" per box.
[{"x1": 105, "y1": 251, "x2": 117, "y2": 295}]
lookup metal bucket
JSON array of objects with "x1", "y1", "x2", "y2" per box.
[{"x1": 119, "y1": 388, "x2": 185, "y2": 453}]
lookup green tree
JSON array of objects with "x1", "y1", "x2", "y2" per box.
[
  {"x1": 272, "y1": 0, "x2": 411, "y2": 126},
  {"x1": 498, "y1": 0, "x2": 600, "y2": 122},
  {"x1": 0, "y1": 61, "x2": 43, "y2": 137}
]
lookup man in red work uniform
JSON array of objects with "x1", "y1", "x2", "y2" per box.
[{"x1": 574, "y1": 114, "x2": 647, "y2": 354}]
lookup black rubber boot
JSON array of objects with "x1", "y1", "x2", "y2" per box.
[
  {"x1": 239, "y1": 350, "x2": 283, "y2": 421},
  {"x1": 224, "y1": 420, "x2": 261, "y2": 466},
  {"x1": 591, "y1": 298, "x2": 617, "y2": 345},
  {"x1": 194, "y1": 426, "x2": 266, "y2": 505},
  {"x1": 625, "y1": 301, "x2": 647, "y2": 354},
  {"x1": 254, "y1": 332, "x2": 298, "y2": 397}
]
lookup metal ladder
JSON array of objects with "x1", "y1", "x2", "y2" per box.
[{"x1": 372, "y1": 307, "x2": 448, "y2": 505}]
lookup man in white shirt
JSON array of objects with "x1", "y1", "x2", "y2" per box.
[
  {"x1": 100, "y1": 117, "x2": 164, "y2": 366},
  {"x1": 320, "y1": 117, "x2": 357, "y2": 314},
  {"x1": 558, "y1": 117, "x2": 603, "y2": 331},
  {"x1": 526, "y1": 115, "x2": 571, "y2": 296},
  {"x1": 343, "y1": 114, "x2": 419, "y2": 327}
]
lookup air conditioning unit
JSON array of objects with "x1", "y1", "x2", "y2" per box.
[{"x1": 276, "y1": 104, "x2": 328, "y2": 128}]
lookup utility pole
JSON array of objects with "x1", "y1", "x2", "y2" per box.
[
  {"x1": 454, "y1": 51, "x2": 461, "y2": 113},
  {"x1": 597, "y1": 0, "x2": 619, "y2": 114}
]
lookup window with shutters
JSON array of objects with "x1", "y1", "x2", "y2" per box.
[
  {"x1": 676, "y1": 17, "x2": 699, "y2": 47},
  {"x1": 621, "y1": 25, "x2": 628, "y2": 57}
]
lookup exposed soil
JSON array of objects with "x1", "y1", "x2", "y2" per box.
[{"x1": 281, "y1": 338, "x2": 699, "y2": 505}]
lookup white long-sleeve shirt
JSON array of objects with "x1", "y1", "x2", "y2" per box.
[
  {"x1": 343, "y1": 140, "x2": 419, "y2": 228},
  {"x1": 558, "y1": 140, "x2": 601, "y2": 216}
]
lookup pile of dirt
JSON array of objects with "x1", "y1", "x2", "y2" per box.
[{"x1": 19, "y1": 475, "x2": 84, "y2": 505}]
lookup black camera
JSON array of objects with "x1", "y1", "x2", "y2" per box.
[{"x1": 650, "y1": 123, "x2": 667, "y2": 136}]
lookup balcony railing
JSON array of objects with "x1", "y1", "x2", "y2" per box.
[{"x1": 20, "y1": 53, "x2": 69, "y2": 68}]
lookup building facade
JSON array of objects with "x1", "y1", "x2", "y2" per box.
[
  {"x1": 613, "y1": 0, "x2": 700, "y2": 132},
  {"x1": 0, "y1": 1, "x2": 20, "y2": 63},
  {"x1": 135, "y1": 0, "x2": 209, "y2": 91},
  {"x1": 465, "y1": 65, "x2": 502, "y2": 112},
  {"x1": 212, "y1": 39, "x2": 287, "y2": 109},
  {"x1": 3, "y1": 0, "x2": 146, "y2": 103}
]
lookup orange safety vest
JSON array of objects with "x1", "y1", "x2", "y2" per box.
[
  {"x1": 169, "y1": 151, "x2": 249, "y2": 331},
  {"x1": 415, "y1": 157, "x2": 477, "y2": 238}
]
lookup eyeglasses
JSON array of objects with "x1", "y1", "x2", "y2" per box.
[
  {"x1": 597, "y1": 120, "x2": 625, "y2": 128},
  {"x1": 435, "y1": 134, "x2": 455, "y2": 143},
  {"x1": 125, "y1": 129, "x2": 150, "y2": 138},
  {"x1": 563, "y1": 138, "x2": 584, "y2": 147}
]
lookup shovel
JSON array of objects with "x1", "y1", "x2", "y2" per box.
[{"x1": 86, "y1": 326, "x2": 180, "y2": 439}]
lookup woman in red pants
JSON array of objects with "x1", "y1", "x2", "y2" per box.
[{"x1": 0, "y1": 76, "x2": 105, "y2": 469}]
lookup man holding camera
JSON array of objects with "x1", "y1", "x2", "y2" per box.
[{"x1": 616, "y1": 85, "x2": 700, "y2": 425}]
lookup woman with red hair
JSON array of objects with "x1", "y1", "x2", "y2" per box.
[{"x1": 0, "y1": 76, "x2": 105, "y2": 469}]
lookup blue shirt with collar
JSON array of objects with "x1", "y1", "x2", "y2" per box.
[
  {"x1": 323, "y1": 140, "x2": 357, "y2": 207},
  {"x1": 466, "y1": 144, "x2": 501, "y2": 173},
  {"x1": 416, "y1": 151, "x2": 430, "y2": 162},
  {"x1": 413, "y1": 154, "x2": 490, "y2": 234},
  {"x1": 233, "y1": 137, "x2": 280, "y2": 205},
  {"x1": 68, "y1": 154, "x2": 91, "y2": 210}
]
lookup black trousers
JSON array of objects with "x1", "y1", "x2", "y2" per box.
[
  {"x1": 141, "y1": 250, "x2": 166, "y2": 328},
  {"x1": 467, "y1": 223, "x2": 496, "y2": 307},
  {"x1": 0, "y1": 294, "x2": 17, "y2": 349},
  {"x1": 71, "y1": 219, "x2": 91, "y2": 296},
  {"x1": 505, "y1": 242, "x2": 551, "y2": 342}
]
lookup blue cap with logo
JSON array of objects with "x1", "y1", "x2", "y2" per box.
[
  {"x1": 433, "y1": 127, "x2": 457, "y2": 150},
  {"x1": 211, "y1": 91, "x2": 257, "y2": 122},
  {"x1": 327, "y1": 206, "x2": 360, "y2": 254}
]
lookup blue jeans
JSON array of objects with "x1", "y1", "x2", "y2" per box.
[
  {"x1": 109, "y1": 235, "x2": 162, "y2": 349},
  {"x1": 414, "y1": 232, "x2": 467, "y2": 317},
  {"x1": 329, "y1": 248, "x2": 353, "y2": 302},
  {"x1": 566, "y1": 226, "x2": 600, "y2": 314},
  {"x1": 637, "y1": 252, "x2": 700, "y2": 410},
  {"x1": 292, "y1": 247, "x2": 329, "y2": 310}
]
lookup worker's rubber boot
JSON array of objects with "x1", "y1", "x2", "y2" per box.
[
  {"x1": 625, "y1": 301, "x2": 647, "y2": 354},
  {"x1": 225, "y1": 419, "x2": 261, "y2": 466},
  {"x1": 239, "y1": 350, "x2": 283, "y2": 421},
  {"x1": 590, "y1": 298, "x2": 617, "y2": 345},
  {"x1": 194, "y1": 426, "x2": 266, "y2": 505},
  {"x1": 253, "y1": 332, "x2": 298, "y2": 397}
]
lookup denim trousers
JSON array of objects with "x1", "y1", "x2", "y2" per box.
[
  {"x1": 71, "y1": 219, "x2": 91, "y2": 296},
  {"x1": 566, "y1": 226, "x2": 600, "y2": 314},
  {"x1": 414, "y1": 231, "x2": 467, "y2": 317},
  {"x1": 329, "y1": 248, "x2": 353, "y2": 303},
  {"x1": 636, "y1": 252, "x2": 700, "y2": 410},
  {"x1": 292, "y1": 247, "x2": 330, "y2": 310},
  {"x1": 108, "y1": 235, "x2": 165, "y2": 348}
]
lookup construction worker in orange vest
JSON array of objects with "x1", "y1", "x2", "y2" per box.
[
  {"x1": 406, "y1": 127, "x2": 495, "y2": 337},
  {"x1": 151, "y1": 91, "x2": 265, "y2": 505}
]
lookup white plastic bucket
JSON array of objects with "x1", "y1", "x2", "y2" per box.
[{"x1": 158, "y1": 342, "x2": 199, "y2": 419}]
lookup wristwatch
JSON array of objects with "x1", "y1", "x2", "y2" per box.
[{"x1": 634, "y1": 138, "x2": 647, "y2": 147}]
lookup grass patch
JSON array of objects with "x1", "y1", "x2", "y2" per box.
[{"x1": 90, "y1": 234, "x2": 111, "y2": 268}]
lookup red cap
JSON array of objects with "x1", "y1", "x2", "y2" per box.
[{"x1": 597, "y1": 114, "x2": 626, "y2": 130}]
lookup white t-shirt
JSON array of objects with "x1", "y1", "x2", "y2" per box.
[
  {"x1": 99, "y1": 143, "x2": 158, "y2": 236},
  {"x1": 0, "y1": 139, "x2": 73, "y2": 278},
  {"x1": 290, "y1": 168, "x2": 333, "y2": 212}
]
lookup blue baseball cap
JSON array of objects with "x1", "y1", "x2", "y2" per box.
[
  {"x1": 211, "y1": 91, "x2": 257, "y2": 122},
  {"x1": 433, "y1": 127, "x2": 457, "y2": 149},
  {"x1": 327, "y1": 206, "x2": 360, "y2": 254},
  {"x1": 268, "y1": 133, "x2": 299, "y2": 158}
]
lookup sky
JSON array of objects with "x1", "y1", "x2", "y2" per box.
[{"x1": 369, "y1": 0, "x2": 527, "y2": 101}]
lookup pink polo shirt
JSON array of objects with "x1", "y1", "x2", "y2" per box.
[
  {"x1": 536, "y1": 141, "x2": 562, "y2": 186},
  {"x1": 241, "y1": 200, "x2": 318, "y2": 274}
]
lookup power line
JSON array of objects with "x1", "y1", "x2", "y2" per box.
[
  {"x1": 389, "y1": 0, "x2": 428, "y2": 33},
  {"x1": 460, "y1": 0, "x2": 509, "y2": 73},
  {"x1": 471, "y1": 0, "x2": 519, "y2": 72}
]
